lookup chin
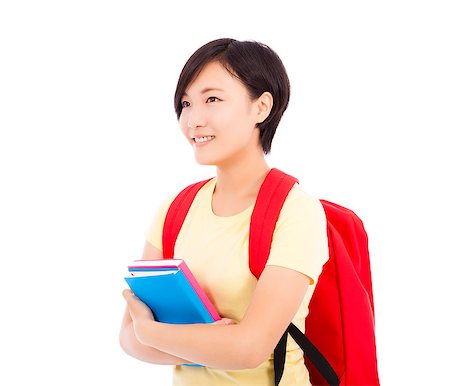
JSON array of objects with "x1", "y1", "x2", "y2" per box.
[
  {"x1": 193, "y1": 153, "x2": 219, "y2": 166},
  {"x1": 194, "y1": 158, "x2": 216, "y2": 166}
]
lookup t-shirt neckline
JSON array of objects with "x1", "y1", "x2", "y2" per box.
[{"x1": 206, "y1": 178, "x2": 255, "y2": 221}]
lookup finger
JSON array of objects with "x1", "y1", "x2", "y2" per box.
[
  {"x1": 122, "y1": 290, "x2": 140, "y2": 314},
  {"x1": 213, "y1": 318, "x2": 236, "y2": 325},
  {"x1": 123, "y1": 291, "x2": 146, "y2": 309},
  {"x1": 122, "y1": 289, "x2": 136, "y2": 302},
  {"x1": 122, "y1": 289, "x2": 154, "y2": 321},
  {"x1": 123, "y1": 293, "x2": 140, "y2": 320}
]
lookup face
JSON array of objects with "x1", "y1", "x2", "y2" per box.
[{"x1": 179, "y1": 61, "x2": 266, "y2": 167}]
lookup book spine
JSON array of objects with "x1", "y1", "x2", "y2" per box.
[{"x1": 178, "y1": 262, "x2": 221, "y2": 321}]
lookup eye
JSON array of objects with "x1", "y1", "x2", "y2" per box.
[
  {"x1": 181, "y1": 100, "x2": 190, "y2": 108},
  {"x1": 206, "y1": 96, "x2": 220, "y2": 103}
]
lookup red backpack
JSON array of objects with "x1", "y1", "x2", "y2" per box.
[{"x1": 162, "y1": 168, "x2": 380, "y2": 386}]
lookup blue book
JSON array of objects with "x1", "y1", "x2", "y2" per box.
[{"x1": 124, "y1": 259, "x2": 220, "y2": 324}]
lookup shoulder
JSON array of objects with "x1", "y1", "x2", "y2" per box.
[
  {"x1": 274, "y1": 183, "x2": 327, "y2": 247},
  {"x1": 268, "y1": 183, "x2": 329, "y2": 284},
  {"x1": 280, "y1": 183, "x2": 326, "y2": 225}
]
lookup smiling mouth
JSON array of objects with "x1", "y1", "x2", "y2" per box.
[{"x1": 193, "y1": 135, "x2": 215, "y2": 143}]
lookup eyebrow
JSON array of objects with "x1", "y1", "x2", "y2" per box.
[{"x1": 182, "y1": 87, "x2": 225, "y2": 97}]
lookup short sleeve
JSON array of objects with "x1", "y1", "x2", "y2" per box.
[
  {"x1": 266, "y1": 184, "x2": 329, "y2": 284},
  {"x1": 145, "y1": 194, "x2": 177, "y2": 252}
]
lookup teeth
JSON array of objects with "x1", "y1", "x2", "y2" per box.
[{"x1": 194, "y1": 136, "x2": 215, "y2": 143}]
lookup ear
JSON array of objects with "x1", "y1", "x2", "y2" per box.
[{"x1": 255, "y1": 92, "x2": 273, "y2": 124}]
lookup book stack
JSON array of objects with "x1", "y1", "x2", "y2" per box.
[{"x1": 124, "y1": 259, "x2": 220, "y2": 324}]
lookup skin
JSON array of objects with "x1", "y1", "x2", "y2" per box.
[{"x1": 120, "y1": 60, "x2": 310, "y2": 369}]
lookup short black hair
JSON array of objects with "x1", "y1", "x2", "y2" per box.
[{"x1": 174, "y1": 38, "x2": 290, "y2": 154}]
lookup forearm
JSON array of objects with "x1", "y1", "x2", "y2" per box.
[
  {"x1": 134, "y1": 319, "x2": 260, "y2": 370},
  {"x1": 120, "y1": 322, "x2": 193, "y2": 365}
]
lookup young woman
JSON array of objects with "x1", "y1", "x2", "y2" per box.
[{"x1": 120, "y1": 38, "x2": 329, "y2": 386}]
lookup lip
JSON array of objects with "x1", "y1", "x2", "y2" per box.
[
  {"x1": 191, "y1": 135, "x2": 215, "y2": 147},
  {"x1": 191, "y1": 134, "x2": 215, "y2": 139}
]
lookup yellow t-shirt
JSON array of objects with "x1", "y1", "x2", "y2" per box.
[{"x1": 146, "y1": 178, "x2": 329, "y2": 386}]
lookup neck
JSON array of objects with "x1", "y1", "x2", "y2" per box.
[{"x1": 214, "y1": 152, "x2": 270, "y2": 199}]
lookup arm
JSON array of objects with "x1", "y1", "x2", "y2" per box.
[
  {"x1": 120, "y1": 308, "x2": 194, "y2": 365},
  {"x1": 124, "y1": 264, "x2": 310, "y2": 370},
  {"x1": 119, "y1": 242, "x2": 194, "y2": 365}
]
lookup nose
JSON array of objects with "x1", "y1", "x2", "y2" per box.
[{"x1": 186, "y1": 106, "x2": 206, "y2": 129}]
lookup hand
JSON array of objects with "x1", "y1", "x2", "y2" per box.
[
  {"x1": 123, "y1": 289, "x2": 155, "y2": 321},
  {"x1": 122, "y1": 289, "x2": 156, "y2": 345},
  {"x1": 213, "y1": 318, "x2": 237, "y2": 326}
]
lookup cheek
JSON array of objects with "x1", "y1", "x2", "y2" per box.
[
  {"x1": 225, "y1": 111, "x2": 256, "y2": 139},
  {"x1": 218, "y1": 102, "x2": 249, "y2": 125},
  {"x1": 179, "y1": 117, "x2": 189, "y2": 138}
]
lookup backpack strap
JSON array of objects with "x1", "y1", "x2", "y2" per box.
[
  {"x1": 286, "y1": 323, "x2": 340, "y2": 386},
  {"x1": 274, "y1": 324, "x2": 339, "y2": 386},
  {"x1": 249, "y1": 168, "x2": 299, "y2": 278},
  {"x1": 250, "y1": 169, "x2": 339, "y2": 386},
  {"x1": 162, "y1": 178, "x2": 212, "y2": 259}
]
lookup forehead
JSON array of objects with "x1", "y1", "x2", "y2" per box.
[{"x1": 183, "y1": 61, "x2": 244, "y2": 96}]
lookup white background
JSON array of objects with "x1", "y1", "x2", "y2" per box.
[{"x1": 1, "y1": 1, "x2": 449, "y2": 385}]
